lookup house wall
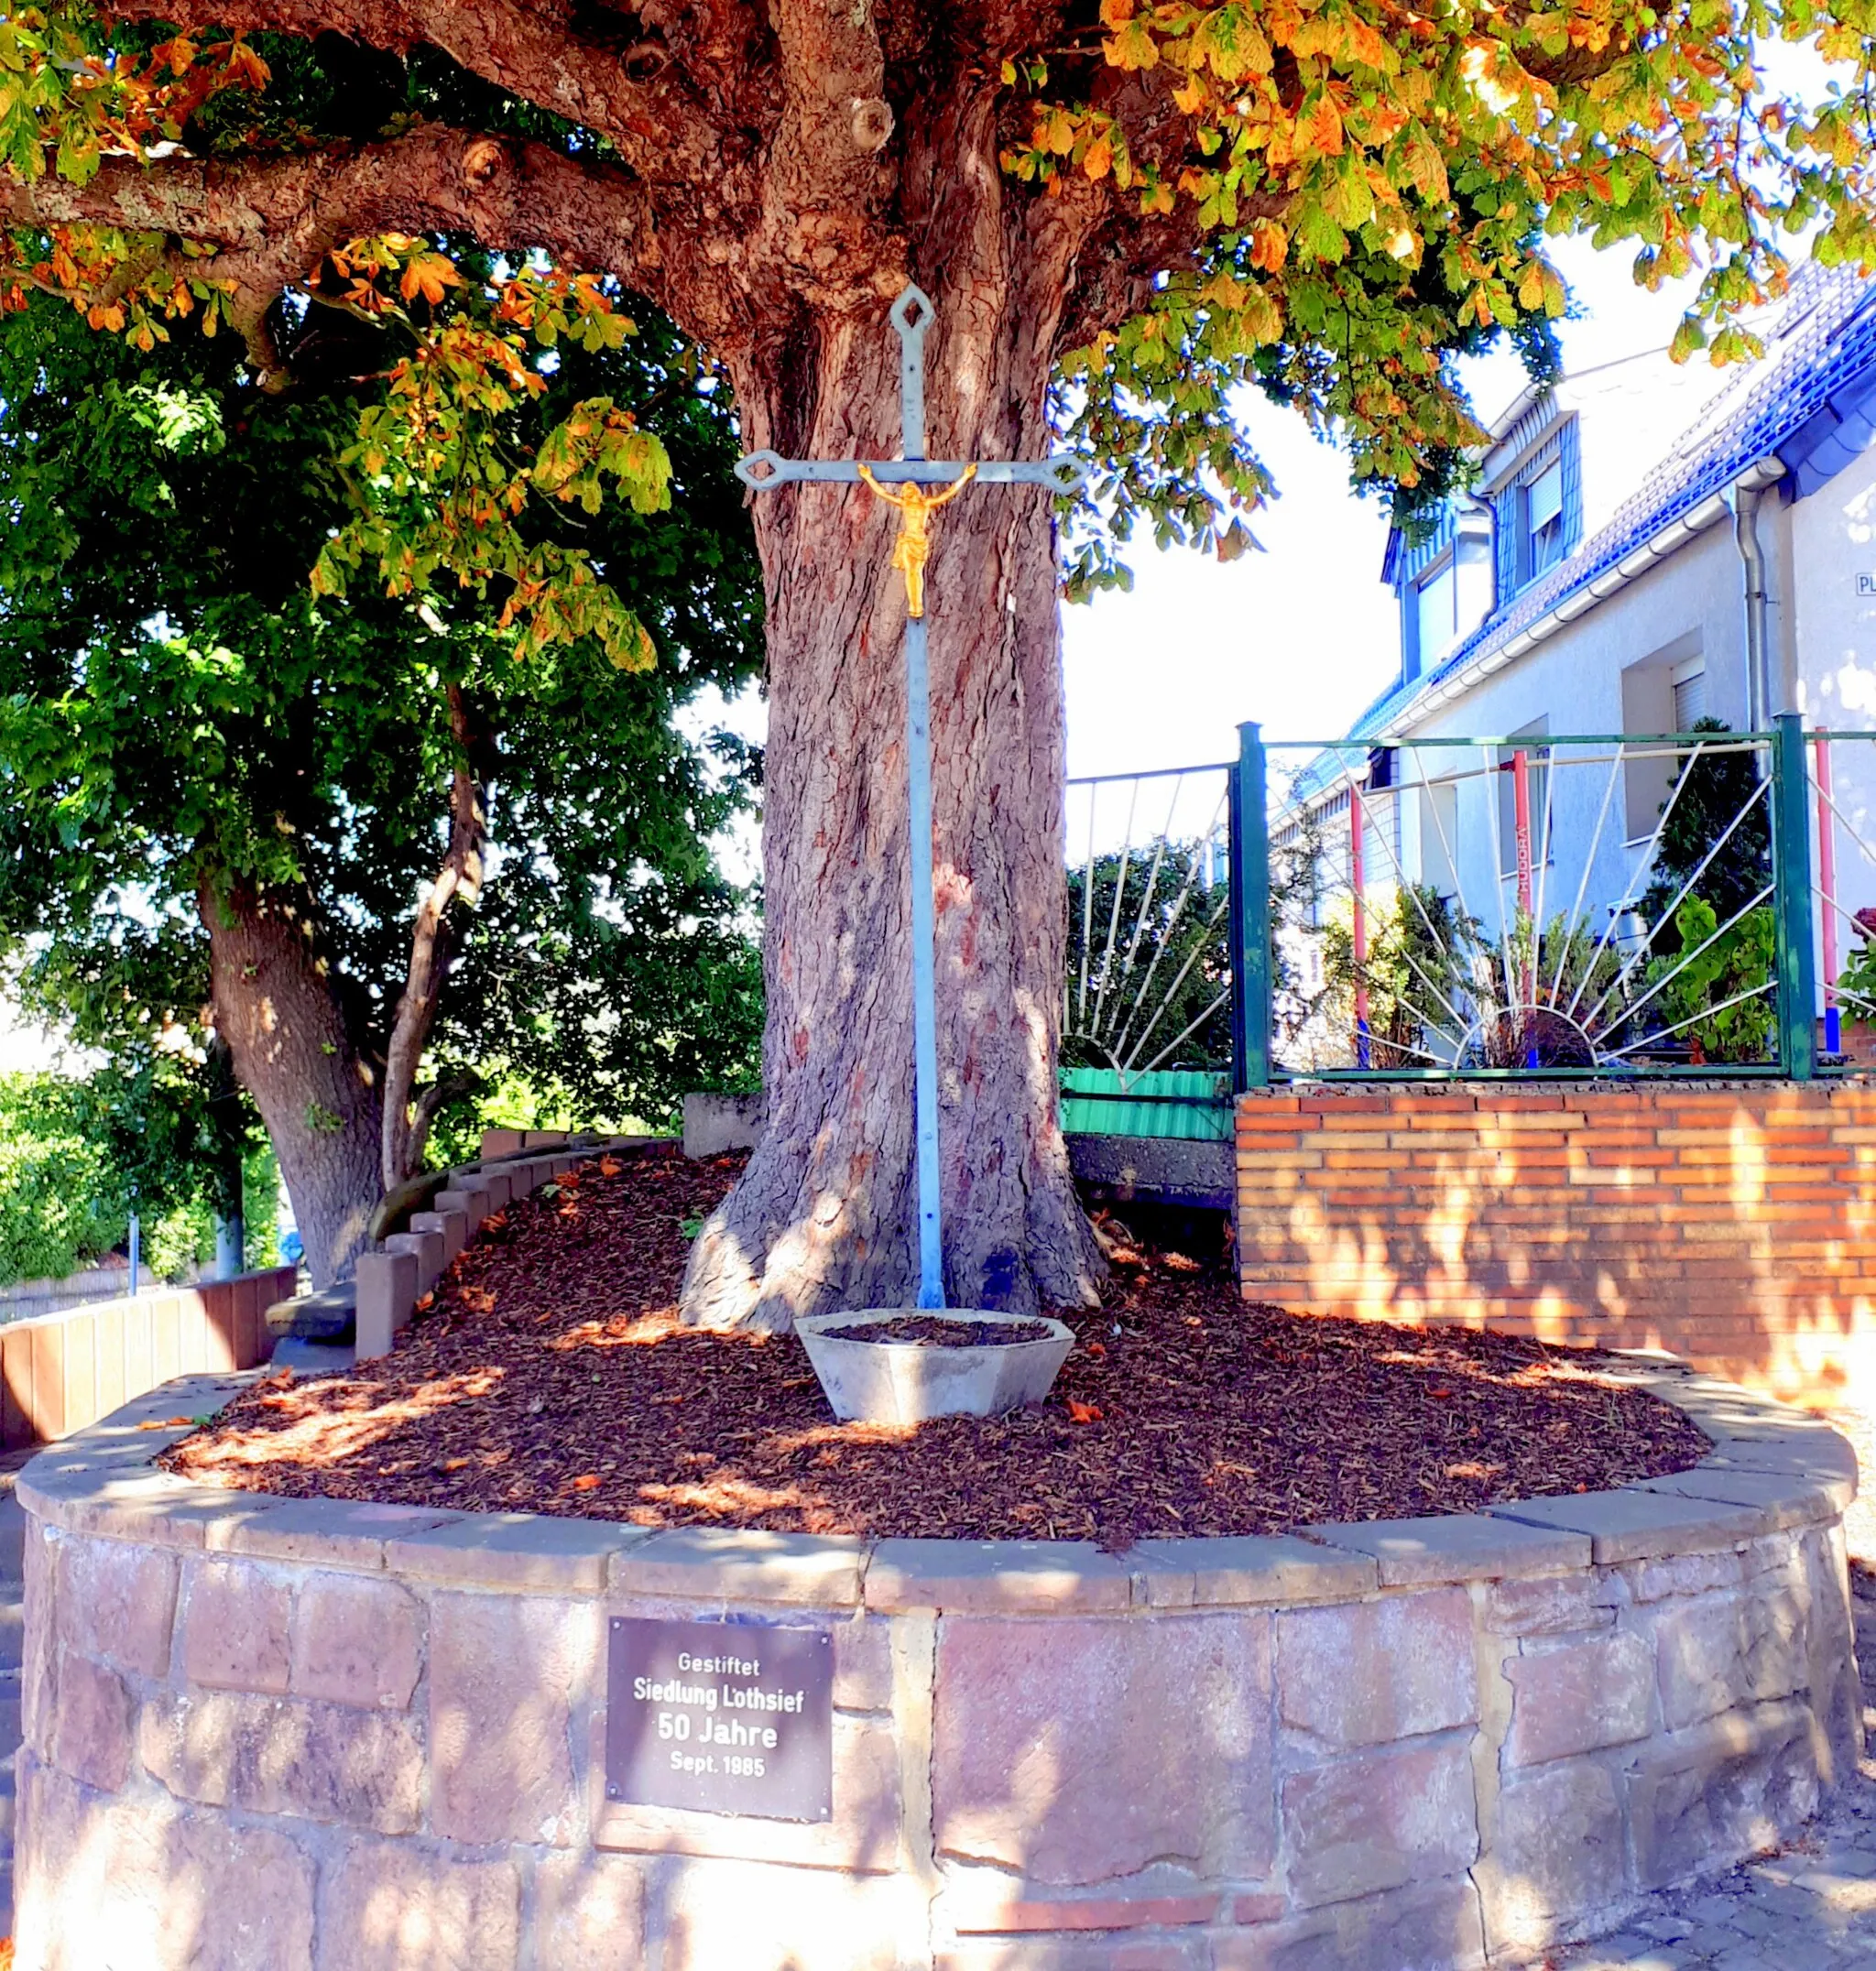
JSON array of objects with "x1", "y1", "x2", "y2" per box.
[{"x1": 1384, "y1": 524, "x2": 1754, "y2": 992}]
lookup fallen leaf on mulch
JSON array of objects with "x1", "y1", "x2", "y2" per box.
[{"x1": 162, "y1": 1149, "x2": 1712, "y2": 1550}]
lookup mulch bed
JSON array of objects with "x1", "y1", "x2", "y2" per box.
[{"x1": 164, "y1": 1149, "x2": 1711, "y2": 1548}]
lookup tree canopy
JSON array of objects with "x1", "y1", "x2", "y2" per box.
[
  {"x1": 0, "y1": 250, "x2": 765, "y2": 1281},
  {"x1": 1, "y1": 0, "x2": 1871, "y2": 1321},
  {"x1": 0, "y1": 2, "x2": 1867, "y2": 594}
]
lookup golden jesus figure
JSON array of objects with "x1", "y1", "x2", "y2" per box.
[{"x1": 857, "y1": 462, "x2": 977, "y2": 619}]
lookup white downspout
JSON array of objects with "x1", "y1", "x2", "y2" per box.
[{"x1": 1732, "y1": 484, "x2": 1772, "y2": 728}]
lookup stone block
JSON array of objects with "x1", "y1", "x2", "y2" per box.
[
  {"x1": 55, "y1": 1532, "x2": 179, "y2": 1677},
  {"x1": 866, "y1": 1538, "x2": 1129, "y2": 1613},
  {"x1": 1620, "y1": 1547, "x2": 1747, "y2": 1604},
  {"x1": 433, "y1": 1187, "x2": 485, "y2": 1235},
  {"x1": 482, "y1": 1128, "x2": 526, "y2": 1160},
  {"x1": 1799, "y1": 1521, "x2": 1862, "y2": 1786},
  {"x1": 317, "y1": 1841, "x2": 521, "y2": 1971},
  {"x1": 354, "y1": 1249, "x2": 419, "y2": 1361},
  {"x1": 181, "y1": 1557, "x2": 291, "y2": 1693},
  {"x1": 1626, "y1": 1696, "x2": 1822, "y2": 1889},
  {"x1": 1475, "y1": 1758, "x2": 1627, "y2": 1951},
  {"x1": 1505, "y1": 1630, "x2": 1655, "y2": 1765},
  {"x1": 683, "y1": 1091, "x2": 767, "y2": 1158},
  {"x1": 937, "y1": 1945, "x2": 1202, "y2": 1971},
  {"x1": 1213, "y1": 1875, "x2": 1486, "y2": 1970},
  {"x1": 938, "y1": 1865, "x2": 1218, "y2": 1933},
  {"x1": 214, "y1": 1496, "x2": 463, "y2": 1569},
  {"x1": 430, "y1": 1589, "x2": 595, "y2": 1846},
  {"x1": 1701, "y1": 1433, "x2": 1860, "y2": 1486},
  {"x1": 1652, "y1": 1584, "x2": 1807, "y2": 1730},
  {"x1": 932, "y1": 1610, "x2": 1272, "y2": 1885},
  {"x1": 381, "y1": 1225, "x2": 443, "y2": 1292},
  {"x1": 616, "y1": 1527, "x2": 866, "y2": 1606},
  {"x1": 530, "y1": 1852, "x2": 646, "y2": 1971},
  {"x1": 1483, "y1": 1571, "x2": 1622, "y2": 1638},
  {"x1": 1305, "y1": 1514, "x2": 1589, "y2": 1588},
  {"x1": 1279, "y1": 1739, "x2": 1478, "y2": 1908},
  {"x1": 264, "y1": 1285, "x2": 355, "y2": 1343},
  {"x1": 409, "y1": 1206, "x2": 468, "y2": 1264},
  {"x1": 1276, "y1": 1589, "x2": 1478, "y2": 1747},
  {"x1": 141, "y1": 1689, "x2": 423, "y2": 1833},
  {"x1": 833, "y1": 1613, "x2": 895, "y2": 1711},
  {"x1": 1635, "y1": 1466, "x2": 1846, "y2": 1529},
  {"x1": 48, "y1": 1650, "x2": 133, "y2": 1791},
  {"x1": 387, "y1": 1510, "x2": 645, "y2": 1595},
  {"x1": 1489, "y1": 1488, "x2": 1771, "y2": 1563},
  {"x1": 16, "y1": 1755, "x2": 317, "y2": 1971},
  {"x1": 657, "y1": 1857, "x2": 927, "y2": 1971},
  {"x1": 289, "y1": 1573, "x2": 423, "y2": 1709},
  {"x1": 22, "y1": 1513, "x2": 51, "y2": 1753},
  {"x1": 482, "y1": 1171, "x2": 515, "y2": 1214},
  {"x1": 1130, "y1": 1535, "x2": 1376, "y2": 1606},
  {"x1": 593, "y1": 1707, "x2": 903, "y2": 1871}
]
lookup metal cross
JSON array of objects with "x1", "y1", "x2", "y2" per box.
[{"x1": 736, "y1": 286, "x2": 1088, "y2": 1309}]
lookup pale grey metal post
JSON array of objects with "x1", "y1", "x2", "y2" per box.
[{"x1": 735, "y1": 287, "x2": 1087, "y2": 1310}]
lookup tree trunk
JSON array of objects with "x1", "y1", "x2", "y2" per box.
[
  {"x1": 381, "y1": 681, "x2": 488, "y2": 1190},
  {"x1": 681, "y1": 102, "x2": 1105, "y2": 1329},
  {"x1": 199, "y1": 878, "x2": 384, "y2": 1288}
]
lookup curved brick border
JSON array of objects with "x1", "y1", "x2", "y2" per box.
[{"x1": 7, "y1": 1363, "x2": 1861, "y2": 1971}]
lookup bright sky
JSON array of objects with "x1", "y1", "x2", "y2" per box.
[{"x1": 1060, "y1": 234, "x2": 1719, "y2": 779}]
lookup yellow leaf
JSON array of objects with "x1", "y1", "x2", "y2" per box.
[{"x1": 1084, "y1": 135, "x2": 1113, "y2": 180}]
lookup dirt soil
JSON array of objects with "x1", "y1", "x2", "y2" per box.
[{"x1": 164, "y1": 1150, "x2": 1712, "y2": 1547}]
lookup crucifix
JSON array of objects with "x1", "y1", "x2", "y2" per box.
[{"x1": 736, "y1": 286, "x2": 1088, "y2": 1310}]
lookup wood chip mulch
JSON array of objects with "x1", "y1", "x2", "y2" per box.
[{"x1": 163, "y1": 1149, "x2": 1711, "y2": 1548}]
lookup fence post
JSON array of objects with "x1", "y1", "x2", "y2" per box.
[
  {"x1": 1229, "y1": 720, "x2": 1272, "y2": 1091},
  {"x1": 1772, "y1": 709, "x2": 1818, "y2": 1081}
]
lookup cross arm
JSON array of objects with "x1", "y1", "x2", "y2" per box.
[{"x1": 735, "y1": 452, "x2": 1088, "y2": 494}]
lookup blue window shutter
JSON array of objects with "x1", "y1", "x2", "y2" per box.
[
  {"x1": 1558, "y1": 416, "x2": 1583, "y2": 555},
  {"x1": 1402, "y1": 584, "x2": 1420, "y2": 681},
  {"x1": 1494, "y1": 488, "x2": 1519, "y2": 604}
]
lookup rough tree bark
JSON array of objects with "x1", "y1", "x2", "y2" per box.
[
  {"x1": 684, "y1": 101, "x2": 1106, "y2": 1325},
  {"x1": 198, "y1": 878, "x2": 384, "y2": 1287}
]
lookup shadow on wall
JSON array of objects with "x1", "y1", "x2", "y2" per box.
[{"x1": 1237, "y1": 1084, "x2": 1876, "y2": 1410}]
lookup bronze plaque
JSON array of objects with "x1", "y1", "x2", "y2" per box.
[{"x1": 605, "y1": 1616, "x2": 834, "y2": 1822}]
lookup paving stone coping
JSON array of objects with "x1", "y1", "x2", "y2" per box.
[{"x1": 16, "y1": 1355, "x2": 1853, "y2": 1613}]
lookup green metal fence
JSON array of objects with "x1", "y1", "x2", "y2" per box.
[{"x1": 1063, "y1": 711, "x2": 1871, "y2": 1124}]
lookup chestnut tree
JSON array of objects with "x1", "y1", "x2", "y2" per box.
[{"x1": 1, "y1": 0, "x2": 1870, "y2": 1324}]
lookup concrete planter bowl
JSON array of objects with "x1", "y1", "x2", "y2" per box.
[{"x1": 794, "y1": 1307, "x2": 1074, "y2": 1422}]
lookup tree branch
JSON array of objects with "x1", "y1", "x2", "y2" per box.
[
  {"x1": 103, "y1": 0, "x2": 737, "y2": 189},
  {"x1": 0, "y1": 123, "x2": 663, "y2": 362}
]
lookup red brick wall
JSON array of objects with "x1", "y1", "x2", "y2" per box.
[
  {"x1": 1237, "y1": 1084, "x2": 1876, "y2": 1410},
  {"x1": 0, "y1": 1266, "x2": 295, "y2": 1453}
]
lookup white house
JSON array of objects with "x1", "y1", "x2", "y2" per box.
[{"x1": 1285, "y1": 263, "x2": 1876, "y2": 1069}]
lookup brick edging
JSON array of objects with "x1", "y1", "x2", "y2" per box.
[{"x1": 15, "y1": 1358, "x2": 1855, "y2": 1611}]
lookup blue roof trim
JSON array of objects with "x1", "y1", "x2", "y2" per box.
[{"x1": 1338, "y1": 264, "x2": 1876, "y2": 746}]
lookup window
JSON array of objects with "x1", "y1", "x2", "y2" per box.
[
  {"x1": 1671, "y1": 658, "x2": 1708, "y2": 732},
  {"x1": 1497, "y1": 719, "x2": 1552, "y2": 884},
  {"x1": 1492, "y1": 419, "x2": 1580, "y2": 604},
  {"x1": 1414, "y1": 558, "x2": 1460, "y2": 668},
  {"x1": 1527, "y1": 459, "x2": 1565, "y2": 574}
]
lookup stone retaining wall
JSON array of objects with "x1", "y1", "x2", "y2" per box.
[
  {"x1": 1237, "y1": 1082, "x2": 1876, "y2": 1410},
  {"x1": 10, "y1": 1368, "x2": 1861, "y2": 1971}
]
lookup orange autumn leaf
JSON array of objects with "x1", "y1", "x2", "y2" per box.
[
  {"x1": 571, "y1": 1473, "x2": 603, "y2": 1491},
  {"x1": 598, "y1": 1156, "x2": 624, "y2": 1177},
  {"x1": 1066, "y1": 1399, "x2": 1104, "y2": 1423}
]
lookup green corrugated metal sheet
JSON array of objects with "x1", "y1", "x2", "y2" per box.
[{"x1": 1059, "y1": 1067, "x2": 1232, "y2": 1141}]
